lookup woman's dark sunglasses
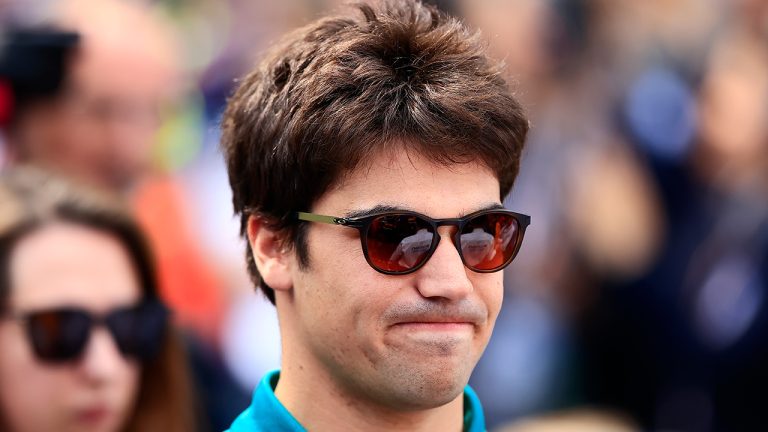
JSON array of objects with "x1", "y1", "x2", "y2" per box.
[
  {"x1": 8, "y1": 301, "x2": 168, "y2": 363},
  {"x1": 296, "y1": 208, "x2": 530, "y2": 275}
]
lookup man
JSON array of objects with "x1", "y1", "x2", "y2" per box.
[{"x1": 221, "y1": 1, "x2": 530, "y2": 430}]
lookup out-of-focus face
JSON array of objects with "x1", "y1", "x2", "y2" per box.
[
  {"x1": 11, "y1": 0, "x2": 178, "y2": 192},
  {"x1": 0, "y1": 222, "x2": 141, "y2": 432},
  {"x1": 281, "y1": 148, "x2": 504, "y2": 410},
  {"x1": 698, "y1": 46, "x2": 768, "y2": 162}
]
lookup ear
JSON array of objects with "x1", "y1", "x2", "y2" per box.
[{"x1": 246, "y1": 215, "x2": 294, "y2": 291}]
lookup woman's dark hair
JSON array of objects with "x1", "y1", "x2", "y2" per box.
[
  {"x1": 0, "y1": 167, "x2": 195, "y2": 432},
  {"x1": 220, "y1": 0, "x2": 529, "y2": 303}
]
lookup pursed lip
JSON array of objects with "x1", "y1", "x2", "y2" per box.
[
  {"x1": 390, "y1": 317, "x2": 478, "y2": 329},
  {"x1": 392, "y1": 322, "x2": 474, "y2": 331},
  {"x1": 75, "y1": 405, "x2": 113, "y2": 425}
]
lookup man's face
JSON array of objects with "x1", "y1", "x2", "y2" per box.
[{"x1": 283, "y1": 147, "x2": 504, "y2": 410}]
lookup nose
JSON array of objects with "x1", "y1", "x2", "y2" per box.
[
  {"x1": 78, "y1": 328, "x2": 130, "y2": 385},
  {"x1": 414, "y1": 226, "x2": 473, "y2": 300}
]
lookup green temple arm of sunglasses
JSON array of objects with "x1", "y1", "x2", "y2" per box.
[{"x1": 295, "y1": 212, "x2": 349, "y2": 225}]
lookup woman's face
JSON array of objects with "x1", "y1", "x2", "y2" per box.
[{"x1": 0, "y1": 222, "x2": 142, "y2": 432}]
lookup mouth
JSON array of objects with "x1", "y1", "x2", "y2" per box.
[
  {"x1": 382, "y1": 301, "x2": 487, "y2": 331},
  {"x1": 390, "y1": 320, "x2": 477, "y2": 336},
  {"x1": 392, "y1": 321, "x2": 474, "y2": 329},
  {"x1": 386, "y1": 320, "x2": 476, "y2": 356},
  {"x1": 76, "y1": 405, "x2": 113, "y2": 426}
]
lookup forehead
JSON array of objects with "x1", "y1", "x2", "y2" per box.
[
  {"x1": 7, "y1": 222, "x2": 141, "y2": 312},
  {"x1": 61, "y1": 0, "x2": 179, "y2": 95},
  {"x1": 315, "y1": 147, "x2": 502, "y2": 217}
]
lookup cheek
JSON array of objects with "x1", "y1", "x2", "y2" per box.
[
  {"x1": 0, "y1": 324, "x2": 38, "y2": 391},
  {"x1": 59, "y1": 123, "x2": 105, "y2": 159},
  {"x1": 115, "y1": 360, "x2": 141, "y2": 395},
  {"x1": 295, "y1": 250, "x2": 393, "y2": 359},
  {"x1": 300, "y1": 225, "x2": 373, "y2": 319},
  {"x1": 114, "y1": 362, "x2": 142, "y2": 423},
  {"x1": 308, "y1": 224, "x2": 365, "y2": 270},
  {"x1": 0, "y1": 325, "x2": 66, "y2": 429},
  {"x1": 475, "y1": 273, "x2": 504, "y2": 324}
]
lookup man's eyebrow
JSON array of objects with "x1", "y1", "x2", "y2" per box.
[
  {"x1": 473, "y1": 202, "x2": 505, "y2": 214},
  {"x1": 343, "y1": 202, "x2": 504, "y2": 219},
  {"x1": 344, "y1": 205, "x2": 404, "y2": 219}
]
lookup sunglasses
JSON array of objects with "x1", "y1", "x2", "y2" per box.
[
  {"x1": 296, "y1": 208, "x2": 530, "y2": 275},
  {"x1": 7, "y1": 301, "x2": 168, "y2": 363}
]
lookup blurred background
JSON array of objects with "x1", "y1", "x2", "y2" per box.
[{"x1": 1, "y1": 0, "x2": 766, "y2": 431}]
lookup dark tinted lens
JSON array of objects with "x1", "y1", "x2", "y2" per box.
[
  {"x1": 26, "y1": 309, "x2": 90, "y2": 362},
  {"x1": 106, "y1": 302, "x2": 168, "y2": 360},
  {"x1": 366, "y1": 214, "x2": 436, "y2": 273},
  {"x1": 460, "y1": 212, "x2": 520, "y2": 271}
]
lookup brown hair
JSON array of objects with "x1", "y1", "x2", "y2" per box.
[
  {"x1": 221, "y1": 0, "x2": 529, "y2": 303},
  {"x1": 0, "y1": 167, "x2": 196, "y2": 432}
]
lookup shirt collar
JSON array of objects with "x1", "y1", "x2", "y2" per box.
[{"x1": 228, "y1": 369, "x2": 486, "y2": 432}]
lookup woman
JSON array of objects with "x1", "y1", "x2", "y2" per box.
[{"x1": 0, "y1": 167, "x2": 196, "y2": 432}]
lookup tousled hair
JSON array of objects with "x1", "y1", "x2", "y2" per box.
[{"x1": 221, "y1": 0, "x2": 529, "y2": 303}]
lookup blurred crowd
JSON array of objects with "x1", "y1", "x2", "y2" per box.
[{"x1": 1, "y1": 0, "x2": 766, "y2": 431}]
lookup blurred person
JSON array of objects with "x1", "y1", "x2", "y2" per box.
[
  {"x1": 695, "y1": 30, "x2": 768, "y2": 194},
  {"x1": 220, "y1": 1, "x2": 530, "y2": 430},
  {"x1": 0, "y1": 0, "x2": 226, "y2": 346},
  {"x1": 0, "y1": 6, "x2": 250, "y2": 426},
  {"x1": 0, "y1": 167, "x2": 196, "y2": 432},
  {"x1": 578, "y1": 18, "x2": 768, "y2": 432},
  {"x1": 1, "y1": 0, "x2": 178, "y2": 191}
]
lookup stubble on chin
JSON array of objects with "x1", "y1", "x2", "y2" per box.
[
  {"x1": 378, "y1": 351, "x2": 473, "y2": 410},
  {"x1": 351, "y1": 335, "x2": 478, "y2": 411}
]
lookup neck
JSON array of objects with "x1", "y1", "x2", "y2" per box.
[{"x1": 274, "y1": 361, "x2": 465, "y2": 432}]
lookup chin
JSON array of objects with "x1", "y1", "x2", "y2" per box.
[
  {"x1": 375, "y1": 358, "x2": 473, "y2": 410},
  {"x1": 393, "y1": 379, "x2": 466, "y2": 410}
]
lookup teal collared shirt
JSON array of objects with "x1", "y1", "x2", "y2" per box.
[{"x1": 227, "y1": 370, "x2": 486, "y2": 432}]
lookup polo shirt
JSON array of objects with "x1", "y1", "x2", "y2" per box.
[{"x1": 227, "y1": 369, "x2": 486, "y2": 431}]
